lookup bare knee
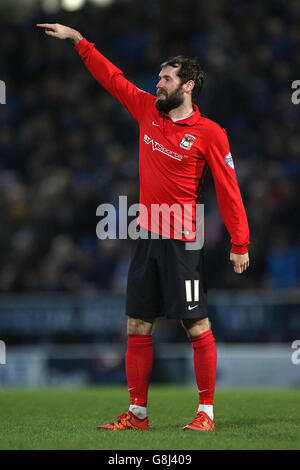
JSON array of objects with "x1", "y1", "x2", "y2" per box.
[
  {"x1": 181, "y1": 317, "x2": 211, "y2": 339},
  {"x1": 127, "y1": 317, "x2": 155, "y2": 335}
]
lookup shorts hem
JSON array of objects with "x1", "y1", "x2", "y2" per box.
[
  {"x1": 125, "y1": 310, "x2": 208, "y2": 321},
  {"x1": 166, "y1": 312, "x2": 208, "y2": 320},
  {"x1": 125, "y1": 311, "x2": 165, "y2": 320}
]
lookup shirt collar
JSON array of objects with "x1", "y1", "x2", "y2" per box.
[{"x1": 160, "y1": 104, "x2": 201, "y2": 126}]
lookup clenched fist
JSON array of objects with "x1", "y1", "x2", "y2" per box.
[{"x1": 230, "y1": 252, "x2": 250, "y2": 274}]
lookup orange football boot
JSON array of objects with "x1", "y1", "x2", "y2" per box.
[
  {"x1": 96, "y1": 411, "x2": 148, "y2": 431},
  {"x1": 183, "y1": 410, "x2": 215, "y2": 431}
]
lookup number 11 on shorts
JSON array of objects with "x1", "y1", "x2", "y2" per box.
[{"x1": 185, "y1": 280, "x2": 199, "y2": 302}]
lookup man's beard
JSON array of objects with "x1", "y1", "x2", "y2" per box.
[{"x1": 155, "y1": 84, "x2": 184, "y2": 113}]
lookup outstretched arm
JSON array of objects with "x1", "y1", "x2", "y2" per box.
[
  {"x1": 37, "y1": 23, "x2": 153, "y2": 122},
  {"x1": 37, "y1": 23, "x2": 83, "y2": 45}
]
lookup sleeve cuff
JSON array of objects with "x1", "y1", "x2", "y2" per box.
[
  {"x1": 230, "y1": 244, "x2": 249, "y2": 254},
  {"x1": 74, "y1": 37, "x2": 90, "y2": 53}
]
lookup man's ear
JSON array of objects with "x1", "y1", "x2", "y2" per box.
[{"x1": 183, "y1": 80, "x2": 195, "y2": 94}]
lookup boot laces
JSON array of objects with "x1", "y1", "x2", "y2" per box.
[
  {"x1": 112, "y1": 413, "x2": 132, "y2": 430},
  {"x1": 191, "y1": 410, "x2": 209, "y2": 426}
]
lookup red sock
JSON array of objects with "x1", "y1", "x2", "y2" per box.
[
  {"x1": 191, "y1": 329, "x2": 217, "y2": 405},
  {"x1": 125, "y1": 334, "x2": 153, "y2": 407}
]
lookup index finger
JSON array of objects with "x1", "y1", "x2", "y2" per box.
[{"x1": 36, "y1": 24, "x2": 53, "y2": 27}]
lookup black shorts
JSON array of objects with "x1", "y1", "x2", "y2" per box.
[{"x1": 125, "y1": 231, "x2": 208, "y2": 320}]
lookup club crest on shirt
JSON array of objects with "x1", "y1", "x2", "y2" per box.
[
  {"x1": 179, "y1": 134, "x2": 196, "y2": 150},
  {"x1": 224, "y1": 152, "x2": 234, "y2": 169}
]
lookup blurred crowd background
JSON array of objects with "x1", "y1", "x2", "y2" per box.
[
  {"x1": 0, "y1": 0, "x2": 299, "y2": 389},
  {"x1": 0, "y1": 0, "x2": 299, "y2": 295}
]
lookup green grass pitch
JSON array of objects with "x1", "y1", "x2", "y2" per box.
[{"x1": 0, "y1": 386, "x2": 299, "y2": 450}]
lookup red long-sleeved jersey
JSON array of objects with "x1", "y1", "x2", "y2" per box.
[{"x1": 75, "y1": 38, "x2": 250, "y2": 254}]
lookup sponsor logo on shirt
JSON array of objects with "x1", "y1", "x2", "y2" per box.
[
  {"x1": 144, "y1": 134, "x2": 188, "y2": 161},
  {"x1": 179, "y1": 133, "x2": 196, "y2": 150},
  {"x1": 224, "y1": 152, "x2": 234, "y2": 169}
]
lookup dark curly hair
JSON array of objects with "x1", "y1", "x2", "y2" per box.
[{"x1": 160, "y1": 56, "x2": 205, "y2": 103}]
